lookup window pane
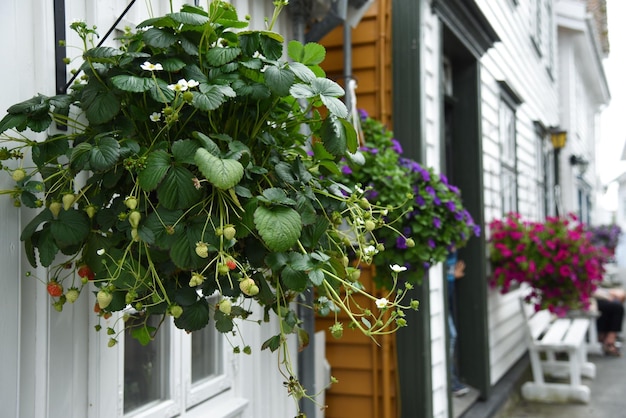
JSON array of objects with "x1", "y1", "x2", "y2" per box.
[
  {"x1": 124, "y1": 316, "x2": 169, "y2": 414},
  {"x1": 191, "y1": 324, "x2": 221, "y2": 383}
]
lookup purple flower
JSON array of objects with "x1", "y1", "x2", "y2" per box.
[
  {"x1": 341, "y1": 165, "x2": 352, "y2": 175},
  {"x1": 396, "y1": 236, "x2": 408, "y2": 249},
  {"x1": 433, "y1": 217, "x2": 441, "y2": 229},
  {"x1": 454, "y1": 211, "x2": 464, "y2": 221},
  {"x1": 428, "y1": 238, "x2": 436, "y2": 248},
  {"x1": 445, "y1": 201, "x2": 456, "y2": 212},
  {"x1": 448, "y1": 184, "x2": 460, "y2": 194},
  {"x1": 473, "y1": 224, "x2": 481, "y2": 237},
  {"x1": 419, "y1": 168, "x2": 430, "y2": 182},
  {"x1": 359, "y1": 109, "x2": 369, "y2": 120},
  {"x1": 425, "y1": 186, "x2": 436, "y2": 197},
  {"x1": 390, "y1": 138, "x2": 403, "y2": 154},
  {"x1": 415, "y1": 195, "x2": 426, "y2": 206},
  {"x1": 423, "y1": 261, "x2": 431, "y2": 270},
  {"x1": 440, "y1": 174, "x2": 449, "y2": 185},
  {"x1": 365, "y1": 189, "x2": 379, "y2": 200},
  {"x1": 433, "y1": 196, "x2": 441, "y2": 206}
]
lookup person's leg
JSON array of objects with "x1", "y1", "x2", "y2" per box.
[
  {"x1": 448, "y1": 315, "x2": 468, "y2": 395},
  {"x1": 597, "y1": 299, "x2": 623, "y2": 356}
]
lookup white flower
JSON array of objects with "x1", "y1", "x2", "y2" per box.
[
  {"x1": 149, "y1": 112, "x2": 161, "y2": 122},
  {"x1": 140, "y1": 61, "x2": 163, "y2": 71},
  {"x1": 390, "y1": 264, "x2": 407, "y2": 273},
  {"x1": 363, "y1": 245, "x2": 379, "y2": 256},
  {"x1": 187, "y1": 79, "x2": 199, "y2": 88},
  {"x1": 168, "y1": 79, "x2": 189, "y2": 92},
  {"x1": 355, "y1": 185, "x2": 364, "y2": 194},
  {"x1": 375, "y1": 298, "x2": 389, "y2": 309},
  {"x1": 97, "y1": 248, "x2": 105, "y2": 256}
]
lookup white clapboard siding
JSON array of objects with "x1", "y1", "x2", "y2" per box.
[
  {"x1": 477, "y1": 0, "x2": 559, "y2": 385},
  {"x1": 422, "y1": 3, "x2": 449, "y2": 417}
]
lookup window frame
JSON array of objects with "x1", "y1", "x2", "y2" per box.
[{"x1": 497, "y1": 80, "x2": 523, "y2": 216}]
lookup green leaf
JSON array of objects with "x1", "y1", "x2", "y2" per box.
[
  {"x1": 136, "y1": 16, "x2": 177, "y2": 29},
  {"x1": 110, "y1": 75, "x2": 154, "y2": 92},
  {"x1": 261, "y1": 334, "x2": 282, "y2": 352},
  {"x1": 70, "y1": 142, "x2": 93, "y2": 170},
  {"x1": 253, "y1": 206, "x2": 302, "y2": 252},
  {"x1": 205, "y1": 47, "x2": 241, "y2": 66},
  {"x1": 174, "y1": 298, "x2": 210, "y2": 332},
  {"x1": 170, "y1": 226, "x2": 204, "y2": 270},
  {"x1": 259, "y1": 33, "x2": 283, "y2": 60},
  {"x1": 192, "y1": 87, "x2": 228, "y2": 111},
  {"x1": 35, "y1": 225, "x2": 59, "y2": 267},
  {"x1": 320, "y1": 95, "x2": 348, "y2": 119},
  {"x1": 340, "y1": 118, "x2": 358, "y2": 153},
  {"x1": 195, "y1": 148, "x2": 244, "y2": 190},
  {"x1": 287, "y1": 40, "x2": 304, "y2": 62},
  {"x1": 172, "y1": 139, "x2": 200, "y2": 164},
  {"x1": 308, "y1": 269, "x2": 325, "y2": 286},
  {"x1": 21, "y1": 209, "x2": 53, "y2": 241},
  {"x1": 82, "y1": 88, "x2": 120, "y2": 125},
  {"x1": 84, "y1": 47, "x2": 124, "y2": 62},
  {"x1": 167, "y1": 11, "x2": 209, "y2": 26},
  {"x1": 264, "y1": 66, "x2": 294, "y2": 96},
  {"x1": 192, "y1": 131, "x2": 220, "y2": 155},
  {"x1": 213, "y1": 310, "x2": 234, "y2": 333},
  {"x1": 145, "y1": 208, "x2": 183, "y2": 249},
  {"x1": 50, "y1": 209, "x2": 90, "y2": 248},
  {"x1": 160, "y1": 57, "x2": 187, "y2": 72},
  {"x1": 142, "y1": 28, "x2": 178, "y2": 48},
  {"x1": 131, "y1": 325, "x2": 155, "y2": 346},
  {"x1": 301, "y1": 42, "x2": 326, "y2": 65},
  {"x1": 157, "y1": 166, "x2": 203, "y2": 209},
  {"x1": 150, "y1": 78, "x2": 176, "y2": 103},
  {"x1": 0, "y1": 113, "x2": 27, "y2": 134},
  {"x1": 282, "y1": 266, "x2": 307, "y2": 292},
  {"x1": 289, "y1": 83, "x2": 315, "y2": 99},
  {"x1": 89, "y1": 137, "x2": 121, "y2": 171},
  {"x1": 258, "y1": 188, "x2": 296, "y2": 206},
  {"x1": 288, "y1": 62, "x2": 316, "y2": 83},
  {"x1": 320, "y1": 117, "x2": 346, "y2": 156},
  {"x1": 138, "y1": 150, "x2": 171, "y2": 191}
]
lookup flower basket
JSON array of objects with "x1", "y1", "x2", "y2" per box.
[
  {"x1": 0, "y1": 1, "x2": 419, "y2": 408},
  {"x1": 489, "y1": 213, "x2": 607, "y2": 315}
]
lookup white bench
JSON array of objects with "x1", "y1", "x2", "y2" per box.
[{"x1": 520, "y1": 300, "x2": 596, "y2": 403}]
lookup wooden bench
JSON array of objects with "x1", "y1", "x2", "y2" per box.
[{"x1": 520, "y1": 299, "x2": 596, "y2": 403}]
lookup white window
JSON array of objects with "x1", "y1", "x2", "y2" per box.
[
  {"x1": 89, "y1": 298, "x2": 232, "y2": 418},
  {"x1": 500, "y1": 100, "x2": 517, "y2": 214},
  {"x1": 531, "y1": 0, "x2": 543, "y2": 55}
]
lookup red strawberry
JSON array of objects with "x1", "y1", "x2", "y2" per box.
[
  {"x1": 226, "y1": 259, "x2": 237, "y2": 270},
  {"x1": 77, "y1": 264, "x2": 95, "y2": 281},
  {"x1": 46, "y1": 280, "x2": 63, "y2": 297}
]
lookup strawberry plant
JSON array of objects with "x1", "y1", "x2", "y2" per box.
[{"x1": 0, "y1": 0, "x2": 418, "y2": 410}]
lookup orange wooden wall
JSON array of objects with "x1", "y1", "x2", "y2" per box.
[{"x1": 314, "y1": 2, "x2": 397, "y2": 417}]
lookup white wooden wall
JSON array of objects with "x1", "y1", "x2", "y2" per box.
[{"x1": 477, "y1": 0, "x2": 560, "y2": 385}]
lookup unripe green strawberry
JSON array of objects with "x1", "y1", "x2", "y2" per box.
[
  {"x1": 359, "y1": 198, "x2": 370, "y2": 209},
  {"x1": 330, "y1": 322, "x2": 343, "y2": 339},
  {"x1": 189, "y1": 272, "x2": 205, "y2": 287},
  {"x1": 223, "y1": 225, "x2": 236, "y2": 240},
  {"x1": 217, "y1": 263, "x2": 230, "y2": 275},
  {"x1": 125, "y1": 291, "x2": 137, "y2": 305},
  {"x1": 195, "y1": 242, "x2": 209, "y2": 258},
  {"x1": 183, "y1": 91, "x2": 194, "y2": 102},
  {"x1": 11, "y1": 168, "x2": 26, "y2": 182},
  {"x1": 128, "y1": 211, "x2": 141, "y2": 228},
  {"x1": 239, "y1": 278, "x2": 259, "y2": 296},
  {"x1": 405, "y1": 238, "x2": 415, "y2": 248},
  {"x1": 108, "y1": 338, "x2": 117, "y2": 347},
  {"x1": 97, "y1": 290, "x2": 113, "y2": 310},
  {"x1": 218, "y1": 299, "x2": 232, "y2": 315},
  {"x1": 62, "y1": 193, "x2": 75, "y2": 210},
  {"x1": 131, "y1": 228, "x2": 140, "y2": 242},
  {"x1": 364, "y1": 220, "x2": 376, "y2": 231},
  {"x1": 49, "y1": 201, "x2": 62, "y2": 218},
  {"x1": 66, "y1": 288, "x2": 80, "y2": 303},
  {"x1": 53, "y1": 301, "x2": 64, "y2": 312},
  {"x1": 169, "y1": 305, "x2": 183, "y2": 318},
  {"x1": 85, "y1": 205, "x2": 97, "y2": 219},
  {"x1": 347, "y1": 267, "x2": 361, "y2": 282},
  {"x1": 124, "y1": 196, "x2": 138, "y2": 210}
]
